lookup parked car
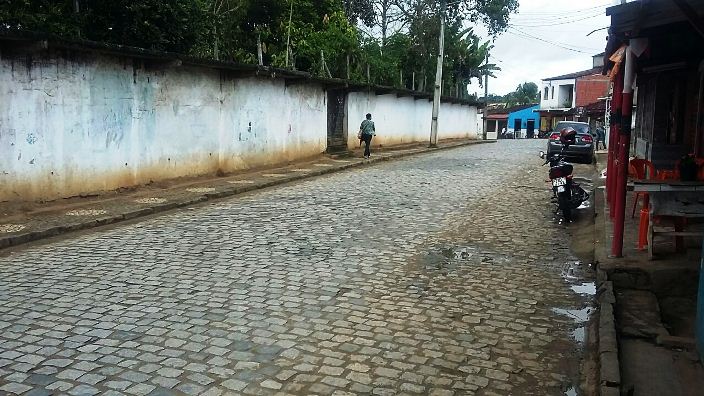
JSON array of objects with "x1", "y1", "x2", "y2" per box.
[{"x1": 546, "y1": 121, "x2": 594, "y2": 163}]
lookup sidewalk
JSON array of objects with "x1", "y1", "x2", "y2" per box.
[
  {"x1": 0, "y1": 139, "x2": 493, "y2": 250},
  {"x1": 593, "y1": 153, "x2": 704, "y2": 395}
]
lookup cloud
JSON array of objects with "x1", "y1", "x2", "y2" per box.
[{"x1": 471, "y1": 0, "x2": 612, "y2": 96}]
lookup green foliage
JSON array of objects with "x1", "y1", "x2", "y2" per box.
[
  {"x1": 505, "y1": 82, "x2": 540, "y2": 107},
  {"x1": 0, "y1": 0, "x2": 518, "y2": 96}
]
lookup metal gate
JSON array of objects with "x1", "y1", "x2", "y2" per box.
[{"x1": 327, "y1": 89, "x2": 347, "y2": 153}]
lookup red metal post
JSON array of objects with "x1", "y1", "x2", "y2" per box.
[
  {"x1": 608, "y1": 72, "x2": 624, "y2": 218},
  {"x1": 612, "y1": 47, "x2": 635, "y2": 257}
]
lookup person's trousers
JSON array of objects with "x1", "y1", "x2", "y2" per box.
[{"x1": 362, "y1": 134, "x2": 373, "y2": 157}]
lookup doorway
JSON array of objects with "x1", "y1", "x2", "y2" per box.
[
  {"x1": 326, "y1": 89, "x2": 347, "y2": 153},
  {"x1": 513, "y1": 119, "x2": 522, "y2": 139},
  {"x1": 527, "y1": 119, "x2": 535, "y2": 138}
]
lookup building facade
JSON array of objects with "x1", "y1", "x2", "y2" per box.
[
  {"x1": 508, "y1": 104, "x2": 540, "y2": 138},
  {"x1": 537, "y1": 54, "x2": 610, "y2": 133}
]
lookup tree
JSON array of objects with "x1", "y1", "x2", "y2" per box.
[
  {"x1": 505, "y1": 82, "x2": 540, "y2": 107},
  {"x1": 370, "y1": 0, "x2": 403, "y2": 47},
  {"x1": 0, "y1": 0, "x2": 518, "y2": 94},
  {"x1": 82, "y1": 0, "x2": 205, "y2": 53},
  {"x1": 342, "y1": 0, "x2": 375, "y2": 27}
]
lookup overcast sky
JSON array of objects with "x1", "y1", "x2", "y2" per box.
[{"x1": 471, "y1": 0, "x2": 613, "y2": 97}]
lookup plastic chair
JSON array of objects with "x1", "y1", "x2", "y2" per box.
[{"x1": 630, "y1": 158, "x2": 657, "y2": 218}]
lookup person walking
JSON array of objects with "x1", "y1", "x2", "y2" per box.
[
  {"x1": 358, "y1": 113, "x2": 376, "y2": 159},
  {"x1": 596, "y1": 123, "x2": 606, "y2": 151}
]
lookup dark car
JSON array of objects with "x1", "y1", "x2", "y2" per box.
[{"x1": 546, "y1": 121, "x2": 594, "y2": 163}]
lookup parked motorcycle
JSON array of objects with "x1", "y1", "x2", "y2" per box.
[{"x1": 539, "y1": 128, "x2": 589, "y2": 222}]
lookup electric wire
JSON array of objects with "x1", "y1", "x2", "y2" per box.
[
  {"x1": 509, "y1": 27, "x2": 602, "y2": 51},
  {"x1": 513, "y1": 3, "x2": 610, "y2": 17},
  {"x1": 505, "y1": 29, "x2": 599, "y2": 54},
  {"x1": 509, "y1": 12, "x2": 606, "y2": 28}
]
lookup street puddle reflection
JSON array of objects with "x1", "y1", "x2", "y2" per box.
[
  {"x1": 552, "y1": 307, "x2": 592, "y2": 323},
  {"x1": 570, "y1": 282, "x2": 596, "y2": 295}
]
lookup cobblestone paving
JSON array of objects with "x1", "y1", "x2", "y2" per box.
[{"x1": 0, "y1": 140, "x2": 593, "y2": 395}]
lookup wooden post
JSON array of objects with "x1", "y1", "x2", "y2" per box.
[
  {"x1": 367, "y1": 64, "x2": 371, "y2": 83},
  {"x1": 400, "y1": 70, "x2": 403, "y2": 88},
  {"x1": 320, "y1": 51, "x2": 331, "y2": 78},
  {"x1": 412, "y1": 72, "x2": 416, "y2": 90},
  {"x1": 285, "y1": 0, "x2": 293, "y2": 67},
  {"x1": 346, "y1": 55, "x2": 350, "y2": 80},
  {"x1": 257, "y1": 33, "x2": 263, "y2": 66},
  {"x1": 214, "y1": 25, "x2": 219, "y2": 60}
]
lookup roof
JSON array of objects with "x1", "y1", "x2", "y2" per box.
[
  {"x1": 484, "y1": 103, "x2": 537, "y2": 118},
  {"x1": 542, "y1": 67, "x2": 603, "y2": 81},
  {"x1": 605, "y1": 0, "x2": 698, "y2": 35},
  {"x1": 565, "y1": 100, "x2": 607, "y2": 115},
  {"x1": 0, "y1": 28, "x2": 483, "y2": 108},
  {"x1": 505, "y1": 103, "x2": 539, "y2": 114},
  {"x1": 485, "y1": 113, "x2": 508, "y2": 120},
  {"x1": 602, "y1": 0, "x2": 704, "y2": 75}
]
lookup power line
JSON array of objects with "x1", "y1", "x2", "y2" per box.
[
  {"x1": 513, "y1": 3, "x2": 609, "y2": 17},
  {"x1": 505, "y1": 28, "x2": 599, "y2": 54},
  {"x1": 510, "y1": 12, "x2": 605, "y2": 28},
  {"x1": 512, "y1": 9, "x2": 604, "y2": 22},
  {"x1": 509, "y1": 27, "x2": 602, "y2": 51}
]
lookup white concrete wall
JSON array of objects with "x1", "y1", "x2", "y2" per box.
[
  {"x1": 0, "y1": 51, "x2": 327, "y2": 201},
  {"x1": 541, "y1": 78, "x2": 576, "y2": 109},
  {"x1": 345, "y1": 92, "x2": 478, "y2": 149}
]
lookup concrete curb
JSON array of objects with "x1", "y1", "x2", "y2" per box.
[
  {"x1": 594, "y1": 186, "x2": 622, "y2": 396},
  {"x1": 0, "y1": 139, "x2": 495, "y2": 250}
]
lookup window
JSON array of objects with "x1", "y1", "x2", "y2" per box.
[
  {"x1": 551, "y1": 86, "x2": 555, "y2": 99},
  {"x1": 544, "y1": 87, "x2": 548, "y2": 100}
]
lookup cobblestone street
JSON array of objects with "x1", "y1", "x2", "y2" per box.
[{"x1": 0, "y1": 140, "x2": 595, "y2": 396}]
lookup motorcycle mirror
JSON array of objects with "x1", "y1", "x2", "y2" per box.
[{"x1": 539, "y1": 151, "x2": 545, "y2": 159}]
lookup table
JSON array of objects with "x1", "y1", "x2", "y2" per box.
[{"x1": 633, "y1": 180, "x2": 704, "y2": 259}]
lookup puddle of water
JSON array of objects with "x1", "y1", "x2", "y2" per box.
[
  {"x1": 572, "y1": 326, "x2": 585, "y2": 343},
  {"x1": 552, "y1": 307, "x2": 591, "y2": 323},
  {"x1": 565, "y1": 387, "x2": 578, "y2": 396},
  {"x1": 552, "y1": 307, "x2": 591, "y2": 344},
  {"x1": 570, "y1": 282, "x2": 596, "y2": 296},
  {"x1": 438, "y1": 246, "x2": 477, "y2": 260}
]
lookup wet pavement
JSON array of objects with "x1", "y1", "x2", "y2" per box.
[{"x1": 0, "y1": 140, "x2": 595, "y2": 395}]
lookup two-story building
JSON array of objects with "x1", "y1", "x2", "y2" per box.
[{"x1": 537, "y1": 54, "x2": 610, "y2": 134}]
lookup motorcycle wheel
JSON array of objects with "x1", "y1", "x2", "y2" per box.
[
  {"x1": 570, "y1": 186, "x2": 589, "y2": 209},
  {"x1": 558, "y1": 193, "x2": 572, "y2": 222}
]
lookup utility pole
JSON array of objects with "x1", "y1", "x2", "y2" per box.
[
  {"x1": 483, "y1": 53, "x2": 489, "y2": 140},
  {"x1": 285, "y1": 0, "x2": 293, "y2": 67},
  {"x1": 429, "y1": 0, "x2": 446, "y2": 147}
]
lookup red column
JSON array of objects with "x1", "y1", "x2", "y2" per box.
[
  {"x1": 612, "y1": 47, "x2": 635, "y2": 258},
  {"x1": 608, "y1": 72, "x2": 624, "y2": 218}
]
